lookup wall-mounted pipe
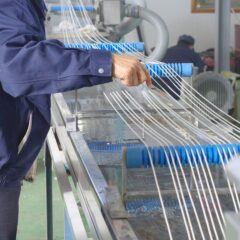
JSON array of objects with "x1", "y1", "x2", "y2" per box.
[{"x1": 110, "y1": 1, "x2": 169, "y2": 61}]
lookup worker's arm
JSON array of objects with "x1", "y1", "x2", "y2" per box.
[
  {"x1": 0, "y1": 1, "x2": 113, "y2": 97},
  {"x1": 192, "y1": 53, "x2": 205, "y2": 73},
  {"x1": 0, "y1": 1, "x2": 151, "y2": 97}
]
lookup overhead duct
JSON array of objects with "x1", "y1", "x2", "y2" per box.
[{"x1": 113, "y1": 2, "x2": 169, "y2": 61}]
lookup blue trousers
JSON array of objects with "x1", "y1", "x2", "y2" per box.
[{"x1": 0, "y1": 186, "x2": 21, "y2": 240}]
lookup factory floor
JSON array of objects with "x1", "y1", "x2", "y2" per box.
[{"x1": 17, "y1": 154, "x2": 64, "y2": 240}]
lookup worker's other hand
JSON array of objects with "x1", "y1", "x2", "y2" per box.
[{"x1": 112, "y1": 54, "x2": 152, "y2": 87}]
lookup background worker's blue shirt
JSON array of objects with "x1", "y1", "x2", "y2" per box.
[
  {"x1": 0, "y1": 0, "x2": 112, "y2": 186},
  {"x1": 163, "y1": 43, "x2": 204, "y2": 73},
  {"x1": 153, "y1": 43, "x2": 204, "y2": 100}
]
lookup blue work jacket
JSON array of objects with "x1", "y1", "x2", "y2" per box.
[
  {"x1": 0, "y1": 0, "x2": 112, "y2": 187},
  {"x1": 153, "y1": 43, "x2": 205, "y2": 99},
  {"x1": 163, "y1": 43, "x2": 204, "y2": 73}
]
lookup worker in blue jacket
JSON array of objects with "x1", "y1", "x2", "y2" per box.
[
  {"x1": 154, "y1": 34, "x2": 204, "y2": 99},
  {"x1": 0, "y1": 0, "x2": 151, "y2": 239},
  {"x1": 163, "y1": 34, "x2": 204, "y2": 73}
]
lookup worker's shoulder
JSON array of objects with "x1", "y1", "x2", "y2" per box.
[
  {"x1": 175, "y1": 46, "x2": 199, "y2": 56},
  {"x1": 0, "y1": 0, "x2": 27, "y2": 14},
  {"x1": 0, "y1": 0, "x2": 24, "y2": 6},
  {"x1": 167, "y1": 45, "x2": 190, "y2": 52},
  {"x1": 166, "y1": 46, "x2": 190, "y2": 55},
  {"x1": 0, "y1": 0, "x2": 35, "y2": 25},
  {"x1": 167, "y1": 45, "x2": 179, "y2": 51}
]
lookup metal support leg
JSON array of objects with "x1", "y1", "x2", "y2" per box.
[{"x1": 45, "y1": 143, "x2": 53, "y2": 240}]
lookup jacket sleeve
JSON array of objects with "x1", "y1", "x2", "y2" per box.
[{"x1": 0, "y1": 0, "x2": 112, "y2": 97}]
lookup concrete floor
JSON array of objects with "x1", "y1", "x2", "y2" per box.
[{"x1": 17, "y1": 156, "x2": 64, "y2": 240}]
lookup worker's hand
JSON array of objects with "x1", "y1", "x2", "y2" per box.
[{"x1": 112, "y1": 54, "x2": 152, "y2": 87}]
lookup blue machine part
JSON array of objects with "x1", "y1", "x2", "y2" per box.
[
  {"x1": 87, "y1": 141, "x2": 239, "y2": 168},
  {"x1": 125, "y1": 144, "x2": 240, "y2": 168},
  {"x1": 50, "y1": 5, "x2": 95, "y2": 12},
  {"x1": 65, "y1": 43, "x2": 192, "y2": 77},
  {"x1": 144, "y1": 63, "x2": 193, "y2": 78},
  {"x1": 65, "y1": 42, "x2": 145, "y2": 53},
  {"x1": 87, "y1": 141, "x2": 143, "y2": 152}
]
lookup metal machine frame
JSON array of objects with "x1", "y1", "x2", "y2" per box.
[{"x1": 45, "y1": 93, "x2": 140, "y2": 240}]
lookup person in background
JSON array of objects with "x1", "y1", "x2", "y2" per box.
[
  {"x1": 153, "y1": 34, "x2": 204, "y2": 99},
  {"x1": 163, "y1": 34, "x2": 204, "y2": 73},
  {"x1": 0, "y1": 1, "x2": 151, "y2": 239}
]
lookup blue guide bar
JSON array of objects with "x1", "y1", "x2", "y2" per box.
[
  {"x1": 126, "y1": 143, "x2": 240, "y2": 168},
  {"x1": 50, "y1": 5, "x2": 95, "y2": 12},
  {"x1": 144, "y1": 63, "x2": 193, "y2": 78},
  {"x1": 65, "y1": 42, "x2": 145, "y2": 53},
  {"x1": 65, "y1": 43, "x2": 192, "y2": 77},
  {"x1": 87, "y1": 141, "x2": 238, "y2": 168}
]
